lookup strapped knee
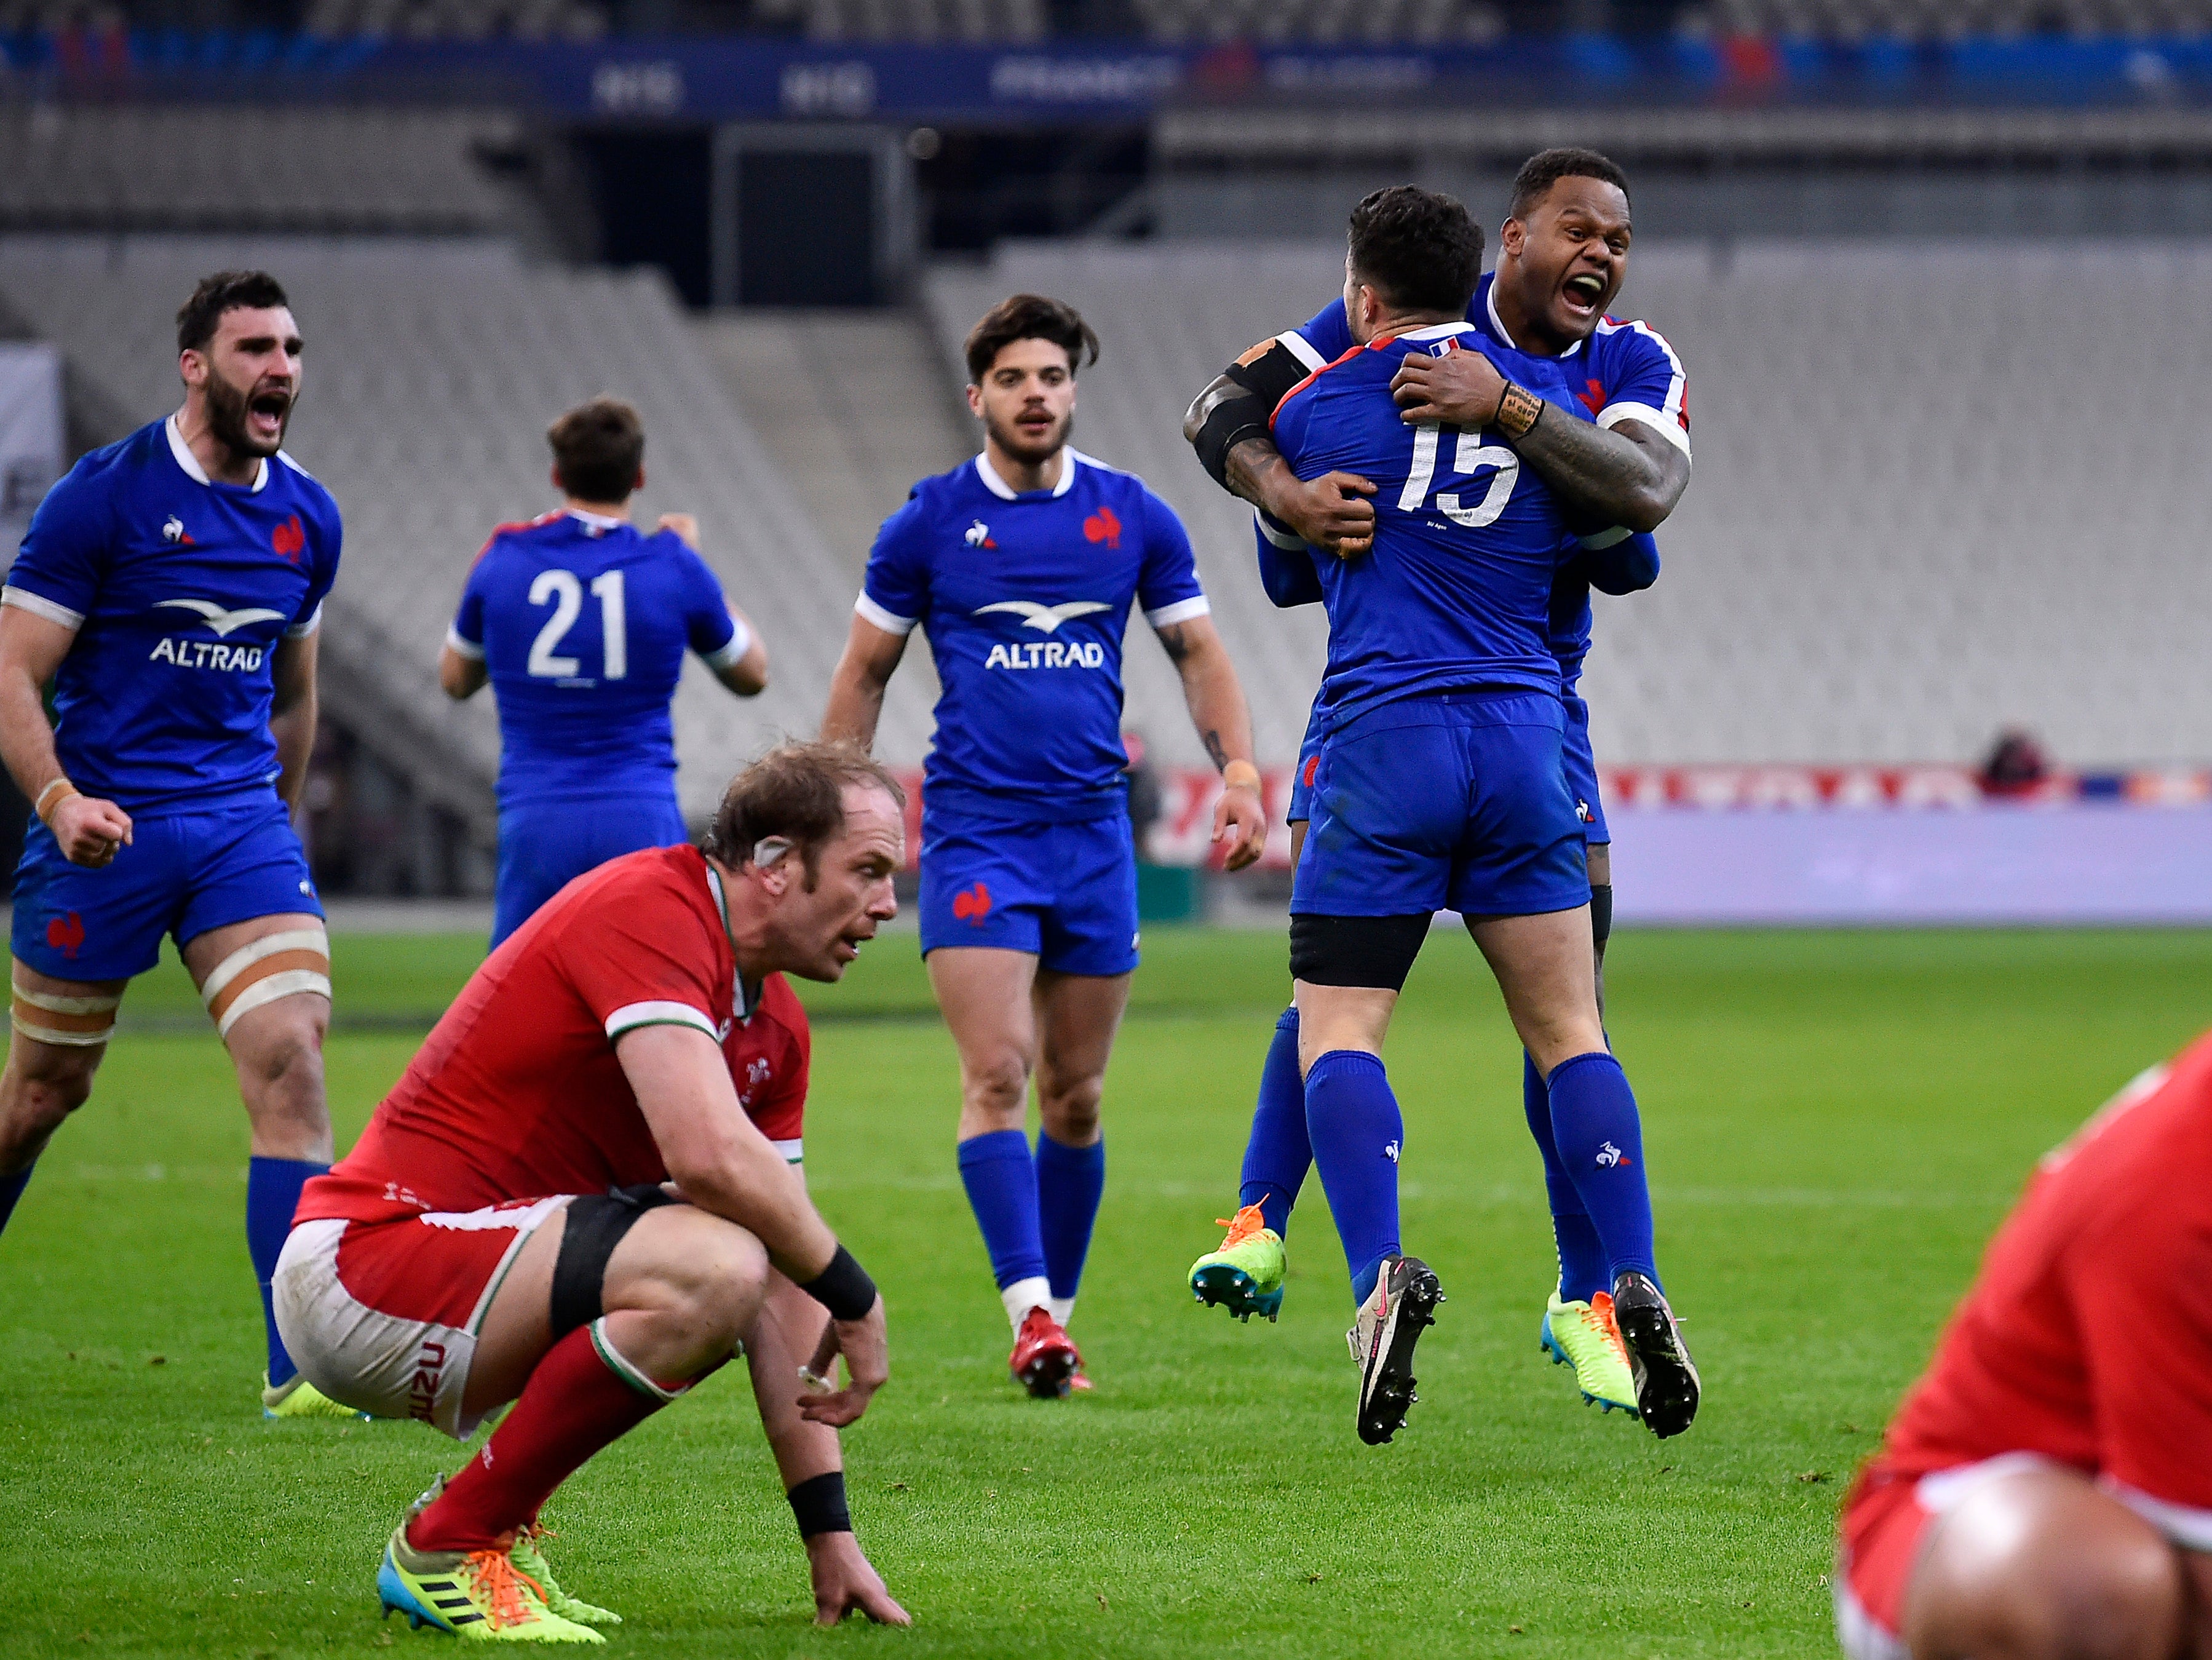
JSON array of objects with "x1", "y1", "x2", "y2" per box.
[
  {"x1": 10, "y1": 975, "x2": 119, "y2": 1047},
  {"x1": 200, "y1": 926, "x2": 331, "y2": 1039}
]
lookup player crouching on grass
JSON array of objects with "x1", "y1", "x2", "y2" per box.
[
  {"x1": 1834, "y1": 1039, "x2": 2212, "y2": 1660},
  {"x1": 274, "y1": 742, "x2": 910, "y2": 1640}
]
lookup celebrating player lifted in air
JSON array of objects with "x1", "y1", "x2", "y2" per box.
[
  {"x1": 0, "y1": 271, "x2": 352, "y2": 1420},
  {"x1": 1182, "y1": 150, "x2": 1692, "y2": 1431},
  {"x1": 822, "y1": 295, "x2": 1268, "y2": 1398},
  {"x1": 276, "y1": 744, "x2": 909, "y2": 1640},
  {"x1": 440, "y1": 395, "x2": 770, "y2": 948},
  {"x1": 1179, "y1": 186, "x2": 1697, "y2": 1447},
  {"x1": 1834, "y1": 1039, "x2": 2212, "y2": 1660}
]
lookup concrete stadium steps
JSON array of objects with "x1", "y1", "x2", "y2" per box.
[
  {"x1": 929, "y1": 239, "x2": 2212, "y2": 768},
  {"x1": 0, "y1": 234, "x2": 897, "y2": 823}
]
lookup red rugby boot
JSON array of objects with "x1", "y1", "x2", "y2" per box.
[{"x1": 1008, "y1": 1306, "x2": 1082, "y2": 1399}]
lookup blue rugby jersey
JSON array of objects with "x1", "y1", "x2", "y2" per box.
[
  {"x1": 1291, "y1": 271, "x2": 1685, "y2": 693},
  {"x1": 859, "y1": 449, "x2": 1208, "y2": 823},
  {"x1": 448, "y1": 510, "x2": 741, "y2": 809},
  {"x1": 1271, "y1": 322, "x2": 1577, "y2": 722},
  {"x1": 2, "y1": 416, "x2": 341, "y2": 814}
]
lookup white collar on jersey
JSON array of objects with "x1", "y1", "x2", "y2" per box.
[
  {"x1": 565, "y1": 507, "x2": 627, "y2": 531},
  {"x1": 975, "y1": 447, "x2": 1080, "y2": 501},
  {"x1": 702, "y1": 859, "x2": 762, "y2": 1023},
  {"x1": 1394, "y1": 321, "x2": 1480, "y2": 343},
  {"x1": 1485, "y1": 280, "x2": 1583, "y2": 359},
  {"x1": 165, "y1": 413, "x2": 271, "y2": 493}
]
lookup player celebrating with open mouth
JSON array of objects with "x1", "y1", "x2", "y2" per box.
[
  {"x1": 1188, "y1": 186, "x2": 1698, "y2": 1447},
  {"x1": 0, "y1": 270, "x2": 351, "y2": 1420},
  {"x1": 275, "y1": 743, "x2": 908, "y2": 1639},
  {"x1": 822, "y1": 294, "x2": 1267, "y2": 1398}
]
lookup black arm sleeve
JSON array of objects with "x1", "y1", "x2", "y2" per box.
[{"x1": 1191, "y1": 336, "x2": 1322, "y2": 490}]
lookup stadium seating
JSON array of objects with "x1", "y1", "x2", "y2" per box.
[
  {"x1": 0, "y1": 234, "x2": 932, "y2": 822},
  {"x1": 1130, "y1": 0, "x2": 1503, "y2": 44},
  {"x1": 299, "y1": 0, "x2": 607, "y2": 37},
  {"x1": 926, "y1": 239, "x2": 2212, "y2": 769},
  {"x1": 751, "y1": 0, "x2": 1047, "y2": 42},
  {"x1": 0, "y1": 106, "x2": 523, "y2": 236},
  {"x1": 1691, "y1": 0, "x2": 2212, "y2": 37}
]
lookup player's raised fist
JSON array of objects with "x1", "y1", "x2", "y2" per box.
[
  {"x1": 655, "y1": 512, "x2": 700, "y2": 549},
  {"x1": 50, "y1": 792, "x2": 132, "y2": 867},
  {"x1": 805, "y1": 1531, "x2": 911, "y2": 1626},
  {"x1": 1391, "y1": 347, "x2": 1508, "y2": 430}
]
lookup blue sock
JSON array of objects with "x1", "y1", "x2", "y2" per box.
[
  {"x1": 1523, "y1": 1050, "x2": 1609, "y2": 1303},
  {"x1": 1546, "y1": 1051, "x2": 1659, "y2": 1287},
  {"x1": 1238, "y1": 1005, "x2": 1309, "y2": 1237},
  {"x1": 956, "y1": 1129, "x2": 1048, "y2": 1290},
  {"x1": 1034, "y1": 1132, "x2": 1104, "y2": 1302},
  {"x1": 1304, "y1": 1049, "x2": 1403, "y2": 1305},
  {"x1": 247, "y1": 1156, "x2": 326, "y2": 1388},
  {"x1": 0, "y1": 1160, "x2": 36, "y2": 1238}
]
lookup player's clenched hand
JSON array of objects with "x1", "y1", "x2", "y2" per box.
[
  {"x1": 656, "y1": 513, "x2": 700, "y2": 549},
  {"x1": 1214, "y1": 784, "x2": 1267, "y2": 872},
  {"x1": 804, "y1": 1530, "x2": 911, "y2": 1627},
  {"x1": 1278, "y1": 472, "x2": 1376, "y2": 559},
  {"x1": 1391, "y1": 349, "x2": 1507, "y2": 430},
  {"x1": 50, "y1": 793, "x2": 132, "y2": 868},
  {"x1": 796, "y1": 1297, "x2": 887, "y2": 1428}
]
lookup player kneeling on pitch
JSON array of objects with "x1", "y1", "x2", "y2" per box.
[
  {"x1": 275, "y1": 742, "x2": 910, "y2": 1640},
  {"x1": 1835, "y1": 1039, "x2": 2212, "y2": 1660}
]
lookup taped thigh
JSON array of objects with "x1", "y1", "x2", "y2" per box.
[
  {"x1": 10, "y1": 975, "x2": 119, "y2": 1047},
  {"x1": 200, "y1": 926, "x2": 331, "y2": 1038}
]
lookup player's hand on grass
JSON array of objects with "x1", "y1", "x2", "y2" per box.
[
  {"x1": 1274, "y1": 471, "x2": 1376, "y2": 559},
  {"x1": 1214, "y1": 782, "x2": 1267, "y2": 872},
  {"x1": 51, "y1": 792, "x2": 132, "y2": 867},
  {"x1": 796, "y1": 1296, "x2": 887, "y2": 1428},
  {"x1": 1390, "y1": 349, "x2": 1507, "y2": 431},
  {"x1": 656, "y1": 512, "x2": 700, "y2": 549},
  {"x1": 804, "y1": 1530, "x2": 911, "y2": 1626}
]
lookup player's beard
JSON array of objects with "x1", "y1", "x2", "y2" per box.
[
  {"x1": 985, "y1": 403, "x2": 1072, "y2": 469},
  {"x1": 204, "y1": 368, "x2": 292, "y2": 461}
]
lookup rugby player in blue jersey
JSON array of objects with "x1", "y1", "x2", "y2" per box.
[
  {"x1": 822, "y1": 295, "x2": 1268, "y2": 1397},
  {"x1": 1184, "y1": 151, "x2": 1691, "y2": 1429},
  {"x1": 437, "y1": 396, "x2": 769, "y2": 948},
  {"x1": 1184, "y1": 184, "x2": 1698, "y2": 1445},
  {"x1": 0, "y1": 271, "x2": 355, "y2": 1417}
]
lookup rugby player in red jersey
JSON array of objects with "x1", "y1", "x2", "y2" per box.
[
  {"x1": 274, "y1": 742, "x2": 910, "y2": 1641},
  {"x1": 1835, "y1": 1038, "x2": 2212, "y2": 1660}
]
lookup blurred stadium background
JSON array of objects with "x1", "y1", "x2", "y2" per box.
[{"x1": 4, "y1": 0, "x2": 2211, "y2": 924}]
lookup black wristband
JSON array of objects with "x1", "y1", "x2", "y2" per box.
[
  {"x1": 798, "y1": 1244, "x2": 878, "y2": 1322},
  {"x1": 788, "y1": 1471, "x2": 852, "y2": 1538}
]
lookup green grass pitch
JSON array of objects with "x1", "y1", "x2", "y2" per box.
[{"x1": 4, "y1": 924, "x2": 2208, "y2": 1658}]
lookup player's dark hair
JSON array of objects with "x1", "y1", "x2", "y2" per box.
[
  {"x1": 704, "y1": 741, "x2": 907, "y2": 891},
  {"x1": 1346, "y1": 186, "x2": 1485, "y2": 319},
  {"x1": 547, "y1": 396, "x2": 646, "y2": 505},
  {"x1": 963, "y1": 294, "x2": 1100, "y2": 384},
  {"x1": 1509, "y1": 147, "x2": 1632, "y2": 221},
  {"x1": 175, "y1": 271, "x2": 291, "y2": 355}
]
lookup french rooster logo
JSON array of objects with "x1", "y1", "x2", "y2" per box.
[
  {"x1": 46, "y1": 911, "x2": 85, "y2": 959},
  {"x1": 951, "y1": 882, "x2": 992, "y2": 923}
]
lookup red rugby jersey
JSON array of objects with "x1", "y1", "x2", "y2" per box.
[
  {"x1": 299, "y1": 843, "x2": 810, "y2": 1225},
  {"x1": 1869, "y1": 1030, "x2": 2212, "y2": 1547}
]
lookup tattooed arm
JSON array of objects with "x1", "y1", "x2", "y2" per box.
[{"x1": 1154, "y1": 613, "x2": 1267, "y2": 870}]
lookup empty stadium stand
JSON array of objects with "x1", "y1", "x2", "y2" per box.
[
  {"x1": 927, "y1": 239, "x2": 2212, "y2": 769},
  {"x1": 0, "y1": 234, "x2": 934, "y2": 832},
  {"x1": 0, "y1": 106, "x2": 526, "y2": 236}
]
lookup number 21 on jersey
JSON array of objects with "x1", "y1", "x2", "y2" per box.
[{"x1": 528, "y1": 568, "x2": 628, "y2": 681}]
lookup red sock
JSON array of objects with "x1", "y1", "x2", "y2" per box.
[{"x1": 410, "y1": 1320, "x2": 681, "y2": 1553}]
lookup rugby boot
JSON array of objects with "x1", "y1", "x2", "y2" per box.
[
  {"x1": 1187, "y1": 1203, "x2": 1287, "y2": 1322},
  {"x1": 261, "y1": 1371, "x2": 370, "y2": 1421},
  {"x1": 378, "y1": 1522, "x2": 603, "y2": 1642},
  {"x1": 1611, "y1": 1269, "x2": 1700, "y2": 1439},
  {"x1": 1009, "y1": 1306, "x2": 1082, "y2": 1399},
  {"x1": 511, "y1": 1528, "x2": 621, "y2": 1629},
  {"x1": 1539, "y1": 1289, "x2": 1639, "y2": 1417},
  {"x1": 1347, "y1": 1255, "x2": 1443, "y2": 1446}
]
